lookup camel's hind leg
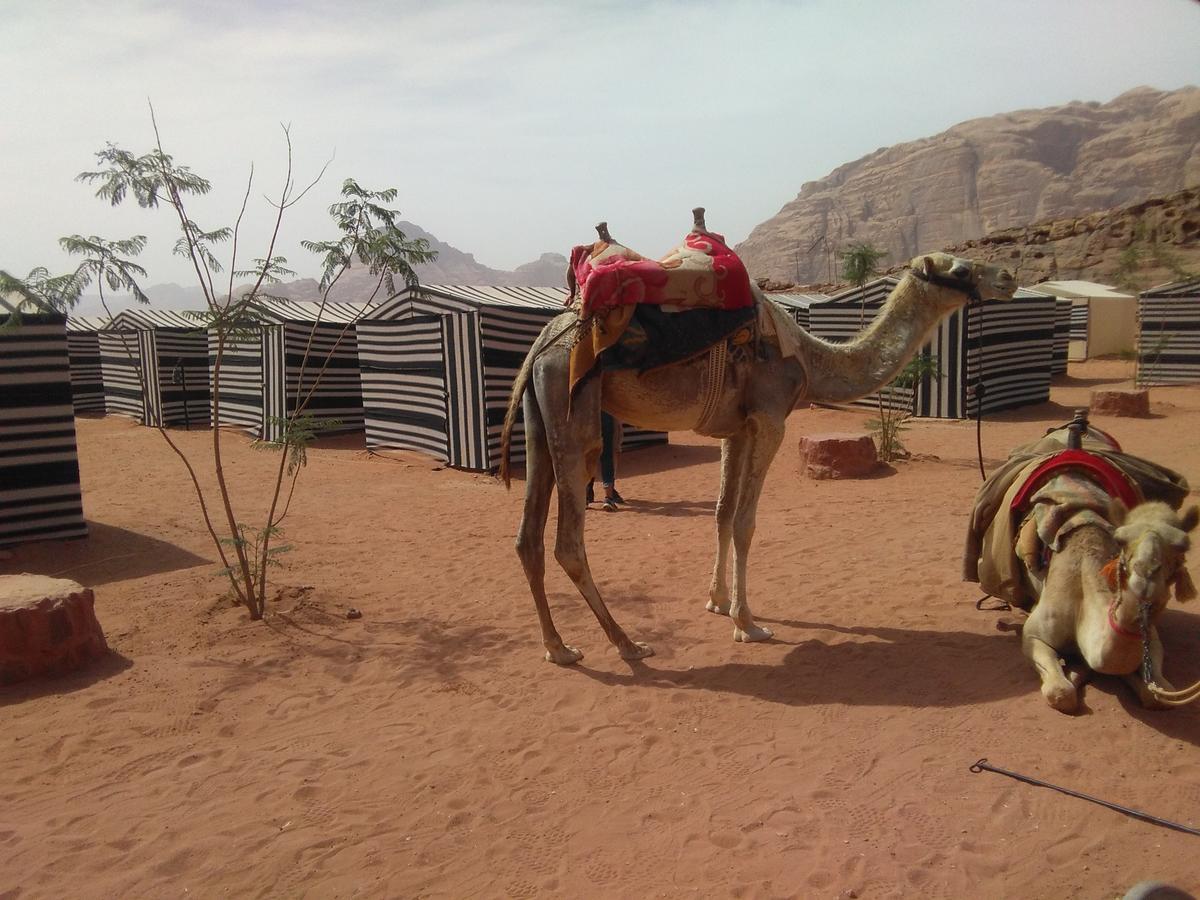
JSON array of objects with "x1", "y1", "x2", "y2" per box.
[
  {"x1": 537, "y1": 360, "x2": 652, "y2": 661},
  {"x1": 515, "y1": 387, "x2": 583, "y2": 665},
  {"x1": 729, "y1": 414, "x2": 785, "y2": 643},
  {"x1": 707, "y1": 432, "x2": 749, "y2": 616}
]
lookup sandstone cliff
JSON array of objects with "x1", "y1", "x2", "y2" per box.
[{"x1": 738, "y1": 86, "x2": 1200, "y2": 284}]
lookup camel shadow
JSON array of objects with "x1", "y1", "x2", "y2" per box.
[
  {"x1": 613, "y1": 497, "x2": 716, "y2": 517},
  {"x1": 569, "y1": 618, "x2": 1034, "y2": 708},
  {"x1": 0, "y1": 521, "x2": 211, "y2": 586}
]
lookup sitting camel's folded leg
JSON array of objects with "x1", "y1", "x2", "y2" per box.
[
  {"x1": 729, "y1": 415, "x2": 784, "y2": 643},
  {"x1": 707, "y1": 432, "x2": 749, "y2": 617},
  {"x1": 516, "y1": 386, "x2": 583, "y2": 665},
  {"x1": 539, "y1": 361, "x2": 652, "y2": 661},
  {"x1": 1124, "y1": 626, "x2": 1175, "y2": 710},
  {"x1": 1022, "y1": 631, "x2": 1078, "y2": 712}
]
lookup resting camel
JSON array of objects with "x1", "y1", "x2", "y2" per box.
[
  {"x1": 500, "y1": 228, "x2": 1016, "y2": 664},
  {"x1": 1017, "y1": 486, "x2": 1199, "y2": 712}
]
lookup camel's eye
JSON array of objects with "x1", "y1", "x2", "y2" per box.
[{"x1": 950, "y1": 261, "x2": 971, "y2": 279}]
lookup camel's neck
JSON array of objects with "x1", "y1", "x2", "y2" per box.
[{"x1": 788, "y1": 274, "x2": 961, "y2": 404}]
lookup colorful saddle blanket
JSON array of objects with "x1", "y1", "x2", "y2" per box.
[
  {"x1": 569, "y1": 230, "x2": 754, "y2": 317},
  {"x1": 566, "y1": 229, "x2": 755, "y2": 392}
]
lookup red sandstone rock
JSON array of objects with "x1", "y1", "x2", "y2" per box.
[
  {"x1": 0, "y1": 575, "x2": 108, "y2": 685},
  {"x1": 1090, "y1": 388, "x2": 1150, "y2": 418},
  {"x1": 799, "y1": 433, "x2": 880, "y2": 480}
]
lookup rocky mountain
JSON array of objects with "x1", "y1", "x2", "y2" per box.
[
  {"x1": 738, "y1": 86, "x2": 1200, "y2": 284},
  {"x1": 938, "y1": 187, "x2": 1200, "y2": 290},
  {"x1": 258, "y1": 221, "x2": 567, "y2": 303}
]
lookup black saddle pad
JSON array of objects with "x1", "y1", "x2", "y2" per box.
[{"x1": 601, "y1": 304, "x2": 756, "y2": 373}]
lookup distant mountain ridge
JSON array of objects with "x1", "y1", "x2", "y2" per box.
[
  {"x1": 737, "y1": 85, "x2": 1200, "y2": 284},
  {"x1": 72, "y1": 221, "x2": 567, "y2": 315}
]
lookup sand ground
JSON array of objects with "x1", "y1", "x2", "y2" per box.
[{"x1": 3, "y1": 360, "x2": 1199, "y2": 899}]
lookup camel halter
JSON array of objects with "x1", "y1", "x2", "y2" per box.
[{"x1": 1107, "y1": 547, "x2": 1200, "y2": 706}]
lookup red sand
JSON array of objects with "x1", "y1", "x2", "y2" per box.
[{"x1": 3, "y1": 360, "x2": 1199, "y2": 899}]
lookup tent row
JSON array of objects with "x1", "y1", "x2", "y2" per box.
[
  {"x1": 65, "y1": 288, "x2": 668, "y2": 472},
  {"x1": 795, "y1": 277, "x2": 1058, "y2": 418}
]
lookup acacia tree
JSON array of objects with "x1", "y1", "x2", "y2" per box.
[{"x1": 20, "y1": 119, "x2": 436, "y2": 619}]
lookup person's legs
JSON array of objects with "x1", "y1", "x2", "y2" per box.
[{"x1": 599, "y1": 413, "x2": 622, "y2": 509}]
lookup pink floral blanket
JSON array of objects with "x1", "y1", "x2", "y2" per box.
[{"x1": 568, "y1": 230, "x2": 753, "y2": 317}]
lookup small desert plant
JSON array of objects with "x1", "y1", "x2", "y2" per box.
[
  {"x1": 866, "y1": 355, "x2": 942, "y2": 462},
  {"x1": 11, "y1": 113, "x2": 437, "y2": 619}
]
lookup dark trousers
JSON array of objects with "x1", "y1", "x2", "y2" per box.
[{"x1": 599, "y1": 412, "x2": 616, "y2": 486}]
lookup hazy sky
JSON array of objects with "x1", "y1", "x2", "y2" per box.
[{"x1": 3, "y1": 0, "x2": 1199, "y2": 293}]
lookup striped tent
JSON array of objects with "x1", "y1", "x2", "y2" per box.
[
  {"x1": 65, "y1": 315, "x2": 110, "y2": 413},
  {"x1": 99, "y1": 308, "x2": 210, "y2": 428},
  {"x1": 765, "y1": 292, "x2": 825, "y2": 331},
  {"x1": 1051, "y1": 297, "x2": 1071, "y2": 376},
  {"x1": 807, "y1": 278, "x2": 1055, "y2": 417},
  {"x1": 358, "y1": 285, "x2": 667, "y2": 471},
  {"x1": 0, "y1": 303, "x2": 87, "y2": 546},
  {"x1": 1137, "y1": 277, "x2": 1200, "y2": 385},
  {"x1": 209, "y1": 299, "x2": 373, "y2": 442}
]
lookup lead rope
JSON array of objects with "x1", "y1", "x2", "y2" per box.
[
  {"x1": 1129, "y1": 561, "x2": 1200, "y2": 707},
  {"x1": 970, "y1": 294, "x2": 987, "y2": 481}
]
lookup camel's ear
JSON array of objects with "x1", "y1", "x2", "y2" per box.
[
  {"x1": 1174, "y1": 567, "x2": 1197, "y2": 603},
  {"x1": 1180, "y1": 505, "x2": 1199, "y2": 534},
  {"x1": 919, "y1": 256, "x2": 936, "y2": 277},
  {"x1": 1108, "y1": 498, "x2": 1129, "y2": 527}
]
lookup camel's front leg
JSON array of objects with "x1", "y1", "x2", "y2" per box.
[
  {"x1": 729, "y1": 417, "x2": 784, "y2": 643},
  {"x1": 1123, "y1": 626, "x2": 1175, "y2": 710},
  {"x1": 707, "y1": 433, "x2": 748, "y2": 617},
  {"x1": 1023, "y1": 633, "x2": 1079, "y2": 712}
]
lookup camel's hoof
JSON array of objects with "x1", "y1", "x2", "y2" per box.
[
  {"x1": 545, "y1": 645, "x2": 584, "y2": 666},
  {"x1": 1043, "y1": 684, "x2": 1078, "y2": 713},
  {"x1": 706, "y1": 599, "x2": 731, "y2": 616},
  {"x1": 733, "y1": 624, "x2": 774, "y2": 643},
  {"x1": 619, "y1": 641, "x2": 654, "y2": 661}
]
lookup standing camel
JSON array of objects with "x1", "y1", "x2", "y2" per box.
[{"x1": 500, "y1": 235, "x2": 1017, "y2": 664}]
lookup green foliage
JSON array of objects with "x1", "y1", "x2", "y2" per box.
[
  {"x1": 173, "y1": 220, "x2": 232, "y2": 274},
  {"x1": 0, "y1": 267, "x2": 86, "y2": 324},
  {"x1": 300, "y1": 178, "x2": 437, "y2": 295},
  {"x1": 841, "y1": 242, "x2": 888, "y2": 287},
  {"x1": 865, "y1": 355, "x2": 942, "y2": 463},
  {"x1": 254, "y1": 414, "x2": 342, "y2": 474},
  {"x1": 217, "y1": 524, "x2": 291, "y2": 593},
  {"x1": 77, "y1": 143, "x2": 212, "y2": 209},
  {"x1": 59, "y1": 234, "x2": 151, "y2": 306}
]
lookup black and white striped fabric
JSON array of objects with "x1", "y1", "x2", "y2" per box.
[
  {"x1": 208, "y1": 301, "x2": 370, "y2": 441},
  {"x1": 765, "y1": 292, "x2": 823, "y2": 331},
  {"x1": 0, "y1": 311, "x2": 88, "y2": 546},
  {"x1": 1051, "y1": 298, "x2": 1071, "y2": 375},
  {"x1": 97, "y1": 309, "x2": 210, "y2": 428},
  {"x1": 65, "y1": 316, "x2": 109, "y2": 413},
  {"x1": 360, "y1": 285, "x2": 668, "y2": 471},
  {"x1": 807, "y1": 277, "x2": 1055, "y2": 418},
  {"x1": 964, "y1": 288, "x2": 1055, "y2": 416},
  {"x1": 1137, "y1": 278, "x2": 1200, "y2": 385}
]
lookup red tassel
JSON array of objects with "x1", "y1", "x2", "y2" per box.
[{"x1": 1100, "y1": 558, "x2": 1120, "y2": 591}]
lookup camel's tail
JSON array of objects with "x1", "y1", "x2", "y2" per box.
[{"x1": 499, "y1": 314, "x2": 576, "y2": 488}]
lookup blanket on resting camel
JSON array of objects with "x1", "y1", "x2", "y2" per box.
[
  {"x1": 963, "y1": 425, "x2": 1190, "y2": 609},
  {"x1": 566, "y1": 229, "x2": 755, "y2": 391}
]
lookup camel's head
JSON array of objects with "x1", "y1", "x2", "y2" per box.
[
  {"x1": 908, "y1": 253, "x2": 1017, "y2": 306},
  {"x1": 1111, "y1": 501, "x2": 1199, "y2": 608}
]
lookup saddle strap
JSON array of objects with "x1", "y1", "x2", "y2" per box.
[{"x1": 696, "y1": 340, "x2": 728, "y2": 432}]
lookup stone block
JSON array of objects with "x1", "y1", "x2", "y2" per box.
[
  {"x1": 798, "y1": 433, "x2": 880, "y2": 480},
  {"x1": 0, "y1": 575, "x2": 108, "y2": 685},
  {"x1": 1090, "y1": 389, "x2": 1150, "y2": 418}
]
